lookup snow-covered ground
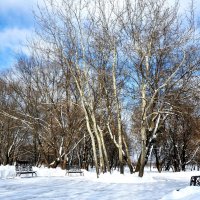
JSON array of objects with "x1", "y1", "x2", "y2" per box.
[{"x1": 0, "y1": 165, "x2": 200, "y2": 200}]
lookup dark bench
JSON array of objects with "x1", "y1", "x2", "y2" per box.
[
  {"x1": 190, "y1": 176, "x2": 200, "y2": 186},
  {"x1": 15, "y1": 161, "x2": 37, "y2": 177},
  {"x1": 66, "y1": 165, "x2": 84, "y2": 176}
]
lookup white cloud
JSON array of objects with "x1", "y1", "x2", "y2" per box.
[
  {"x1": 0, "y1": 0, "x2": 39, "y2": 12},
  {"x1": 165, "y1": 0, "x2": 200, "y2": 14},
  {"x1": 0, "y1": 27, "x2": 33, "y2": 54},
  {"x1": 0, "y1": 0, "x2": 199, "y2": 59}
]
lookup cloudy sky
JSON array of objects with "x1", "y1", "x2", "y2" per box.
[
  {"x1": 0, "y1": 0, "x2": 38, "y2": 71},
  {"x1": 0, "y1": 0, "x2": 199, "y2": 71}
]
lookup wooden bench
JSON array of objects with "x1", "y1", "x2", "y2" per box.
[
  {"x1": 66, "y1": 165, "x2": 84, "y2": 176},
  {"x1": 190, "y1": 176, "x2": 200, "y2": 186},
  {"x1": 15, "y1": 161, "x2": 37, "y2": 177}
]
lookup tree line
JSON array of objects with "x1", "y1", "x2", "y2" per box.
[{"x1": 0, "y1": 0, "x2": 200, "y2": 177}]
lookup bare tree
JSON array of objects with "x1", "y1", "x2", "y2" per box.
[{"x1": 117, "y1": 0, "x2": 200, "y2": 176}]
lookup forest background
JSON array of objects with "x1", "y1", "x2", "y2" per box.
[{"x1": 0, "y1": 0, "x2": 200, "y2": 178}]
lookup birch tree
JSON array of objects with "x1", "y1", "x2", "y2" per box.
[{"x1": 117, "y1": 0, "x2": 200, "y2": 176}]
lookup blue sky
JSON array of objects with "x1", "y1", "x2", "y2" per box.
[
  {"x1": 0, "y1": 0, "x2": 200, "y2": 72},
  {"x1": 0, "y1": 0, "x2": 38, "y2": 71}
]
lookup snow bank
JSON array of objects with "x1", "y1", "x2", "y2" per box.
[
  {"x1": 161, "y1": 186, "x2": 200, "y2": 200},
  {"x1": 0, "y1": 165, "x2": 155, "y2": 184},
  {"x1": 0, "y1": 165, "x2": 15, "y2": 179},
  {"x1": 0, "y1": 165, "x2": 67, "y2": 179},
  {"x1": 32, "y1": 166, "x2": 66, "y2": 177}
]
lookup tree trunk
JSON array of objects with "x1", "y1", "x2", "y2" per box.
[
  {"x1": 112, "y1": 48, "x2": 124, "y2": 174},
  {"x1": 135, "y1": 154, "x2": 141, "y2": 172},
  {"x1": 91, "y1": 113, "x2": 105, "y2": 173},
  {"x1": 139, "y1": 81, "x2": 147, "y2": 177},
  {"x1": 123, "y1": 136, "x2": 134, "y2": 174},
  {"x1": 98, "y1": 126, "x2": 110, "y2": 173},
  {"x1": 181, "y1": 145, "x2": 186, "y2": 171},
  {"x1": 154, "y1": 147, "x2": 162, "y2": 173},
  {"x1": 85, "y1": 112, "x2": 99, "y2": 177},
  {"x1": 70, "y1": 68, "x2": 100, "y2": 177}
]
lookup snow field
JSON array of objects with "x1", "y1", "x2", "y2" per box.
[{"x1": 0, "y1": 165, "x2": 200, "y2": 199}]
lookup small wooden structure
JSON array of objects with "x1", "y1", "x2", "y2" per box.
[
  {"x1": 66, "y1": 165, "x2": 84, "y2": 176},
  {"x1": 15, "y1": 161, "x2": 37, "y2": 177},
  {"x1": 190, "y1": 176, "x2": 200, "y2": 186}
]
